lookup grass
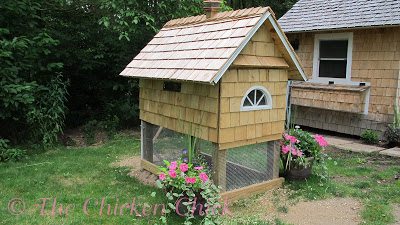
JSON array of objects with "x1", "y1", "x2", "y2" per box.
[
  {"x1": 0, "y1": 134, "x2": 189, "y2": 225},
  {"x1": 286, "y1": 150, "x2": 400, "y2": 225},
  {"x1": 1, "y1": 133, "x2": 400, "y2": 225}
]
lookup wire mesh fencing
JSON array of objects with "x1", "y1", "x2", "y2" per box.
[{"x1": 142, "y1": 121, "x2": 277, "y2": 191}]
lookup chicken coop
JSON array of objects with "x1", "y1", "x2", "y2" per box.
[{"x1": 120, "y1": 3, "x2": 306, "y2": 200}]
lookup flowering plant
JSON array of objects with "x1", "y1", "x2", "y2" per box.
[
  {"x1": 156, "y1": 158, "x2": 221, "y2": 225},
  {"x1": 280, "y1": 127, "x2": 328, "y2": 171}
]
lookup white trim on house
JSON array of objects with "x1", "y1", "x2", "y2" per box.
[
  {"x1": 311, "y1": 32, "x2": 354, "y2": 85},
  {"x1": 240, "y1": 86, "x2": 273, "y2": 111}
]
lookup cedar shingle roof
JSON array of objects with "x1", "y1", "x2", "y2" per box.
[
  {"x1": 120, "y1": 7, "x2": 306, "y2": 83},
  {"x1": 279, "y1": 0, "x2": 400, "y2": 33}
]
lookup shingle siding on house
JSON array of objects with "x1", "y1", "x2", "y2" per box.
[
  {"x1": 279, "y1": 0, "x2": 400, "y2": 33},
  {"x1": 289, "y1": 27, "x2": 400, "y2": 136}
]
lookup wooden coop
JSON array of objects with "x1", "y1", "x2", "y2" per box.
[{"x1": 120, "y1": 4, "x2": 306, "y2": 200}]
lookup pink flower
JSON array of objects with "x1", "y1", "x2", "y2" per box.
[
  {"x1": 199, "y1": 172, "x2": 209, "y2": 182},
  {"x1": 296, "y1": 149, "x2": 303, "y2": 157},
  {"x1": 291, "y1": 147, "x2": 298, "y2": 156},
  {"x1": 281, "y1": 145, "x2": 290, "y2": 154},
  {"x1": 185, "y1": 177, "x2": 196, "y2": 184},
  {"x1": 314, "y1": 134, "x2": 328, "y2": 147},
  {"x1": 169, "y1": 161, "x2": 177, "y2": 170},
  {"x1": 159, "y1": 173, "x2": 166, "y2": 181},
  {"x1": 194, "y1": 166, "x2": 203, "y2": 170},
  {"x1": 179, "y1": 163, "x2": 188, "y2": 172},
  {"x1": 168, "y1": 170, "x2": 177, "y2": 178},
  {"x1": 284, "y1": 134, "x2": 298, "y2": 144}
]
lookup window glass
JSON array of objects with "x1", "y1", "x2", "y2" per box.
[
  {"x1": 320, "y1": 40, "x2": 348, "y2": 58},
  {"x1": 241, "y1": 87, "x2": 272, "y2": 111},
  {"x1": 319, "y1": 60, "x2": 347, "y2": 78},
  {"x1": 318, "y1": 39, "x2": 348, "y2": 79}
]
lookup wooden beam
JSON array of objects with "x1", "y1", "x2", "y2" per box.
[
  {"x1": 221, "y1": 178, "x2": 284, "y2": 202},
  {"x1": 142, "y1": 121, "x2": 157, "y2": 162},
  {"x1": 141, "y1": 159, "x2": 160, "y2": 175},
  {"x1": 212, "y1": 145, "x2": 227, "y2": 192},
  {"x1": 232, "y1": 55, "x2": 289, "y2": 69},
  {"x1": 266, "y1": 140, "x2": 280, "y2": 179}
]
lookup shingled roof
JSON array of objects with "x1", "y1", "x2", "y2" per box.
[
  {"x1": 279, "y1": 0, "x2": 400, "y2": 33},
  {"x1": 120, "y1": 7, "x2": 306, "y2": 84}
]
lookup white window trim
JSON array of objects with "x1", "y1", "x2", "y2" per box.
[
  {"x1": 311, "y1": 32, "x2": 354, "y2": 85},
  {"x1": 240, "y1": 86, "x2": 272, "y2": 111}
]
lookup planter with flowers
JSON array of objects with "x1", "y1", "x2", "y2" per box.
[
  {"x1": 280, "y1": 127, "x2": 328, "y2": 180},
  {"x1": 156, "y1": 136, "x2": 221, "y2": 224}
]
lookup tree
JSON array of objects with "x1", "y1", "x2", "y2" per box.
[{"x1": 226, "y1": 0, "x2": 297, "y2": 18}]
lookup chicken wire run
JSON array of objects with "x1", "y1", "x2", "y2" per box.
[{"x1": 145, "y1": 124, "x2": 276, "y2": 191}]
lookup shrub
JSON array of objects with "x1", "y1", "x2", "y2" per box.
[
  {"x1": 27, "y1": 75, "x2": 68, "y2": 147},
  {"x1": 99, "y1": 116, "x2": 120, "y2": 140},
  {"x1": 384, "y1": 125, "x2": 400, "y2": 147},
  {"x1": 83, "y1": 120, "x2": 99, "y2": 145},
  {"x1": 384, "y1": 101, "x2": 400, "y2": 147},
  {"x1": 0, "y1": 139, "x2": 26, "y2": 162},
  {"x1": 361, "y1": 129, "x2": 380, "y2": 144}
]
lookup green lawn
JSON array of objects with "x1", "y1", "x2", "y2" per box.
[
  {"x1": 0, "y1": 134, "x2": 186, "y2": 225},
  {"x1": 1, "y1": 134, "x2": 399, "y2": 225}
]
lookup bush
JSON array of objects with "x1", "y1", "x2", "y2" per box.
[
  {"x1": 384, "y1": 125, "x2": 400, "y2": 147},
  {"x1": 83, "y1": 120, "x2": 99, "y2": 145},
  {"x1": 361, "y1": 129, "x2": 380, "y2": 144},
  {"x1": 99, "y1": 116, "x2": 120, "y2": 140},
  {"x1": 0, "y1": 139, "x2": 26, "y2": 162}
]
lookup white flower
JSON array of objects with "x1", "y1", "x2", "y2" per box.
[{"x1": 295, "y1": 125, "x2": 300, "y2": 129}]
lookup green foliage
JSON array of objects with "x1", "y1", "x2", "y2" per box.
[
  {"x1": 226, "y1": 0, "x2": 298, "y2": 18},
  {"x1": 384, "y1": 125, "x2": 400, "y2": 147},
  {"x1": 0, "y1": 139, "x2": 26, "y2": 162},
  {"x1": 157, "y1": 160, "x2": 221, "y2": 224},
  {"x1": 0, "y1": 0, "x2": 67, "y2": 146},
  {"x1": 27, "y1": 75, "x2": 68, "y2": 147},
  {"x1": 384, "y1": 101, "x2": 400, "y2": 147},
  {"x1": 1, "y1": 0, "x2": 297, "y2": 147},
  {"x1": 83, "y1": 120, "x2": 99, "y2": 145},
  {"x1": 361, "y1": 129, "x2": 380, "y2": 144},
  {"x1": 99, "y1": 116, "x2": 120, "y2": 139}
]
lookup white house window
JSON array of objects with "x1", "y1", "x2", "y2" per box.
[
  {"x1": 240, "y1": 86, "x2": 272, "y2": 111},
  {"x1": 312, "y1": 33, "x2": 353, "y2": 84}
]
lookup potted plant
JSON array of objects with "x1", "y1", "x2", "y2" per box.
[
  {"x1": 280, "y1": 127, "x2": 328, "y2": 180},
  {"x1": 156, "y1": 153, "x2": 221, "y2": 224}
]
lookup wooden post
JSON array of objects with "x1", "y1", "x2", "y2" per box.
[
  {"x1": 267, "y1": 140, "x2": 280, "y2": 179},
  {"x1": 141, "y1": 120, "x2": 157, "y2": 163},
  {"x1": 212, "y1": 144, "x2": 227, "y2": 192}
]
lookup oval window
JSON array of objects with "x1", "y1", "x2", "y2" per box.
[{"x1": 240, "y1": 86, "x2": 272, "y2": 111}]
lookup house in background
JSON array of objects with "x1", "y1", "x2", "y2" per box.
[{"x1": 278, "y1": 0, "x2": 400, "y2": 137}]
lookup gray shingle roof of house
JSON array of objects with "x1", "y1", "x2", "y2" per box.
[{"x1": 278, "y1": 0, "x2": 400, "y2": 33}]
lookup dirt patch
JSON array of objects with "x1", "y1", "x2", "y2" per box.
[
  {"x1": 227, "y1": 188, "x2": 361, "y2": 225},
  {"x1": 111, "y1": 155, "x2": 141, "y2": 170},
  {"x1": 278, "y1": 198, "x2": 361, "y2": 225},
  {"x1": 56, "y1": 176, "x2": 87, "y2": 187},
  {"x1": 111, "y1": 156, "x2": 157, "y2": 187},
  {"x1": 393, "y1": 204, "x2": 400, "y2": 225},
  {"x1": 61, "y1": 128, "x2": 140, "y2": 147}
]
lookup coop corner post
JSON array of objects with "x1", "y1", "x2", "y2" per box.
[
  {"x1": 212, "y1": 144, "x2": 227, "y2": 192},
  {"x1": 267, "y1": 140, "x2": 280, "y2": 179},
  {"x1": 141, "y1": 120, "x2": 155, "y2": 163}
]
